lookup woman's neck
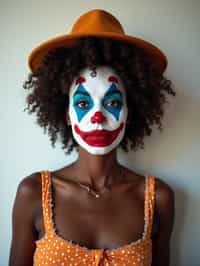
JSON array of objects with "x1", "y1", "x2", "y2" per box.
[{"x1": 72, "y1": 147, "x2": 120, "y2": 190}]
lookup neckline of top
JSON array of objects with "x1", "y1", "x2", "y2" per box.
[{"x1": 42, "y1": 170, "x2": 151, "y2": 253}]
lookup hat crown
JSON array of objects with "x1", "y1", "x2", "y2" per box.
[
  {"x1": 71, "y1": 9, "x2": 125, "y2": 35},
  {"x1": 28, "y1": 9, "x2": 167, "y2": 74}
]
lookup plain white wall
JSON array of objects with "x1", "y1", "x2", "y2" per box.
[{"x1": 1, "y1": 0, "x2": 200, "y2": 265}]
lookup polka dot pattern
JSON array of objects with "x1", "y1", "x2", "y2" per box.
[{"x1": 33, "y1": 171, "x2": 155, "y2": 266}]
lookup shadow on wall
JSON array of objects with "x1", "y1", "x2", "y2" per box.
[{"x1": 171, "y1": 182, "x2": 187, "y2": 266}]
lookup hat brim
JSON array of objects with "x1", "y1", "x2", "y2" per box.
[{"x1": 28, "y1": 32, "x2": 167, "y2": 74}]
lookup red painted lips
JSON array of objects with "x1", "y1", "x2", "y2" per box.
[{"x1": 74, "y1": 123, "x2": 124, "y2": 147}]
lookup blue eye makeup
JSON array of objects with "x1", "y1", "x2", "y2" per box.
[
  {"x1": 72, "y1": 82, "x2": 124, "y2": 122},
  {"x1": 72, "y1": 84, "x2": 94, "y2": 122},
  {"x1": 73, "y1": 95, "x2": 91, "y2": 109},
  {"x1": 103, "y1": 93, "x2": 123, "y2": 108},
  {"x1": 102, "y1": 84, "x2": 123, "y2": 121}
]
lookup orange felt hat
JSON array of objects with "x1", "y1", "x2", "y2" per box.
[{"x1": 28, "y1": 9, "x2": 167, "y2": 74}]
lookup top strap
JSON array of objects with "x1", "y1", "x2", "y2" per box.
[
  {"x1": 144, "y1": 175, "x2": 155, "y2": 239},
  {"x1": 40, "y1": 170, "x2": 54, "y2": 237}
]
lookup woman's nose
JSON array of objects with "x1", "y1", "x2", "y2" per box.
[{"x1": 91, "y1": 111, "x2": 107, "y2": 124}]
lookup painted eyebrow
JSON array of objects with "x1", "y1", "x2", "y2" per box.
[
  {"x1": 105, "y1": 89, "x2": 122, "y2": 97},
  {"x1": 105, "y1": 83, "x2": 122, "y2": 97},
  {"x1": 73, "y1": 84, "x2": 90, "y2": 97},
  {"x1": 74, "y1": 88, "x2": 122, "y2": 97},
  {"x1": 74, "y1": 91, "x2": 90, "y2": 97}
]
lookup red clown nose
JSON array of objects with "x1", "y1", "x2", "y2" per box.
[{"x1": 91, "y1": 111, "x2": 107, "y2": 123}]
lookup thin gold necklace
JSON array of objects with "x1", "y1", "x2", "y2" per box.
[
  {"x1": 74, "y1": 166, "x2": 123, "y2": 198},
  {"x1": 76, "y1": 182, "x2": 109, "y2": 198}
]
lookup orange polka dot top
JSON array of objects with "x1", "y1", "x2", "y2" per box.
[{"x1": 33, "y1": 170, "x2": 155, "y2": 266}]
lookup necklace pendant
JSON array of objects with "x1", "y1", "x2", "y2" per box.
[{"x1": 95, "y1": 194, "x2": 100, "y2": 198}]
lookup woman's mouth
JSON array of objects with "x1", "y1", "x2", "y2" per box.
[{"x1": 74, "y1": 123, "x2": 124, "y2": 147}]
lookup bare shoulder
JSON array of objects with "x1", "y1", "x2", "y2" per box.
[
  {"x1": 17, "y1": 172, "x2": 41, "y2": 198},
  {"x1": 123, "y1": 166, "x2": 175, "y2": 206},
  {"x1": 153, "y1": 176, "x2": 175, "y2": 209},
  {"x1": 151, "y1": 176, "x2": 175, "y2": 264},
  {"x1": 122, "y1": 169, "x2": 175, "y2": 264},
  {"x1": 15, "y1": 171, "x2": 43, "y2": 210},
  {"x1": 9, "y1": 172, "x2": 43, "y2": 265}
]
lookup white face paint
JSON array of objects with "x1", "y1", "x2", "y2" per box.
[{"x1": 68, "y1": 66, "x2": 128, "y2": 155}]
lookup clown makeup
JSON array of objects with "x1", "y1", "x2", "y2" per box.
[{"x1": 68, "y1": 66, "x2": 128, "y2": 155}]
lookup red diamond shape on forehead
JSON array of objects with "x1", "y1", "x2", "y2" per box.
[
  {"x1": 108, "y1": 76, "x2": 119, "y2": 84},
  {"x1": 75, "y1": 77, "x2": 86, "y2": 85},
  {"x1": 75, "y1": 75, "x2": 119, "y2": 85}
]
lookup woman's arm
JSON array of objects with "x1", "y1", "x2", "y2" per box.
[
  {"x1": 9, "y1": 174, "x2": 39, "y2": 266},
  {"x1": 151, "y1": 178, "x2": 175, "y2": 266}
]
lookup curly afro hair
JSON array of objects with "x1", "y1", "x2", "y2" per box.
[{"x1": 23, "y1": 37, "x2": 176, "y2": 154}]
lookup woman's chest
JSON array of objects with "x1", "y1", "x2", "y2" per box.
[{"x1": 34, "y1": 184, "x2": 150, "y2": 250}]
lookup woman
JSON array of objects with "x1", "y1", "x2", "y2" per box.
[{"x1": 9, "y1": 9, "x2": 175, "y2": 266}]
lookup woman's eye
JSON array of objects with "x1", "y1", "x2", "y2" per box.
[
  {"x1": 106, "y1": 100, "x2": 122, "y2": 108},
  {"x1": 77, "y1": 100, "x2": 89, "y2": 109}
]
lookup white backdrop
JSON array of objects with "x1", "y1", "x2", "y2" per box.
[{"x1": 1, "y1": 1, "x2": 200, "y2": 265}]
